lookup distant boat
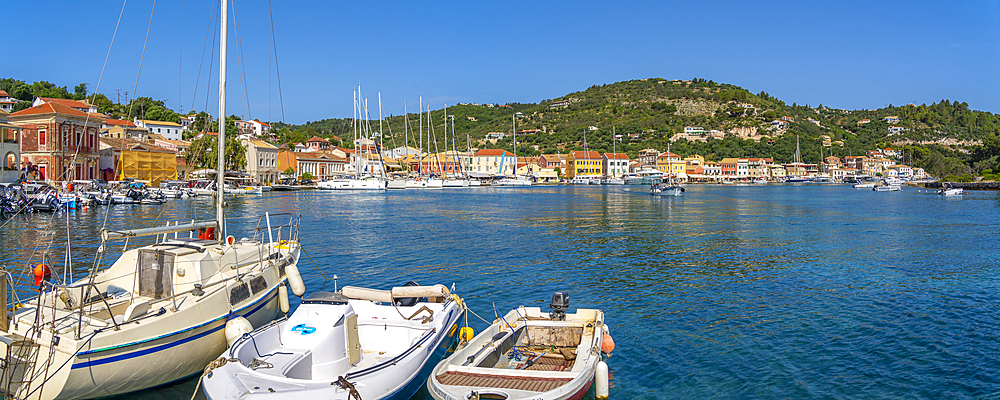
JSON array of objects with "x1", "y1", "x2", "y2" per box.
[
  {"x1": 601, "y1": 177, "x2": 625, "y2": 185},
  {"x1": 569, "y1": 176, "x2": 590, "y2": 185},
  {"x1": 938, "y1": 182, "x2": 964, "y2": 196},
  {"x1": 853, "y1": 182, "x2": 877, "y2": 189},
  {"x1": 651, "y1": 176, "x2": 684, "y2": 196},
  {"x1": 873, "y1": 184, "x2": 902, "y2": 192}
]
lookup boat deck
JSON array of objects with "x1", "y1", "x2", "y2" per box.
[{"x1": 435, "y1": 371, "x2": 571, "y2": 392}]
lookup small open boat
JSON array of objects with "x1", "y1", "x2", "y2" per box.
[
  {"x1": 201, "y1": 283, "x2": 465, "y2": 400},
  {"x1": 427, "y1": 292, "x2": 612, "y2": 400}
]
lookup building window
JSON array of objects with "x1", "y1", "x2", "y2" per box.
[{"x1": 39, "y1": 130, "x2": 46, "y2": 146}]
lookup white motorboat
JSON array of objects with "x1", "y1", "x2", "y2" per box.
[
  {"x1": 467, "y1": 179, "x2": 482, "y2": 187},
  {"x1": 386, "y1": 179, "x2": 408, "y2": 189},
  {"x1": 853, "y1": 182, "x2": 877, "y2": 189},
  {"x1": 873, "y1": 185, "x2": 902, "y2": 192},
  {"x1": 752, "y1": 177, "x2": 768, "y2": 184},
  {"x1": 317, "y1": 177, "x2": 386, "y2": 190},
  {"x1": 494, "y1": 176, "x2": 533, "y2": 186},
  {"x1": 443, "y1": 179, "x2": 470, "y2": 188},
  {"x1": 938, "y1": 182, "x2": 964, "y2": 196},
  {"x1": 651, "y1": 177, "x2": 684, "y2": 196},
  {"x1": 0, "y1": 4, "x2": 306, "y2": 397},
  {"x1": 405, "y1": 177, "x2": 444, "y2": 189},
  {"x1": 601, "y1": 177, "x2": 625, "y2": 185},
  {"x1": 427, "y1": 292, "x2": 612, "y2": 400},
  {"x1": 568, "y1": 176, "x2": 590, "y2": 185},
  {"x1": 201, "y1": 284, "x2": 465, "y2": 400}
]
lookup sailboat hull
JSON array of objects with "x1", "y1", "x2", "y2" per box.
[
  {"x1": 317, "y1": 179, "x2": 386, "y2": 190},
  {"x1": 405, "y1": 179, "x2": 444, "y2": 189}
]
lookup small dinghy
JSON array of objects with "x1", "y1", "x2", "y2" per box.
[
  {"x1": 202, "y1": 283, "x2": 465, "y2": 400},
  {"x1": 428, "y1": 291, "x2": 613, "y2": 400}
]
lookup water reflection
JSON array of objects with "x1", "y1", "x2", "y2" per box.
[{"x1": 0, "y1": 185, "x2": 998, "y2": 399}]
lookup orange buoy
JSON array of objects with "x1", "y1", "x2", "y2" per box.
[
  {"x1": 601, "y1": 326, "x2": 615, "y2": 355},
  {"x1": 33, "y1": 264, "x2": 51, "y2": 287}
]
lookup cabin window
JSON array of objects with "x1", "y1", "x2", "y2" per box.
[
  {"x1": 138, "y1": 249, "x2": 175, "y2": 299},
  {"x1": 230, "y1": 283, "x2": 251, "y2": 306},
  {"x1": 249, "y1": 276, "x2": 268, "y2": 295}
]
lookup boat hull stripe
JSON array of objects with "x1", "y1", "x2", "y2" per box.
[{"x1": 70, "y1": 289, "x2": 277, "y2": 369}]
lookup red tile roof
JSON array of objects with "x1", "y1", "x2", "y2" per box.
[
  {"x1": 105, "y1": 119, "x2": 137, "y2": 127},
  {"x1": 306, "y1": 136, "x2": 331, "y2": 143},
  {"x1": 571, "y1": 150, "x2": 601, "y2": 159},
  {"x1": 475, "y1": 149, "x2": 508, "y2": 156},
  {"x1": 9, "y1": 102, "x2": 96, "y2": 119},
  {"x1": 603, "y1": 152, "x2": 629, "y2": 160},
  {"x1": 37, "y1": 97, "x2": 92, "y2": 110}
]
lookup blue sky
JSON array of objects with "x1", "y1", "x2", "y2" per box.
[{"x1": 7, "y1": 0, "x2": 1000, "y2": 123}]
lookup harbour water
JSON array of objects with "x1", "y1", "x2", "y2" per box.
[{"x1": 1, "y1": 184, "x2": 999, "y2": 399}]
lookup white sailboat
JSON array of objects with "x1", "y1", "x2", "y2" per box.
[
  {"x1": 441, "y1": 104, "x2": 470, "y2": 188},
  {"x1": 406, "y1": 99, "x2": 443, "y2": 189},
  {"x1": 318, "y1": 88, "x2": 386, "y2": 190},
  {"x1": 0, "y1": 2, "x2": 304, "y2": 399},
  {"x1": 495, "y1": 114, "x2": 532, "y2": 187}
]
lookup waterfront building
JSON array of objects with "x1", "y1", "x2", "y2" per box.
[
  {"x1": 566, "y1": 150, "x2": 603, "y2": 179},
  {"x1": 98, "y1": 138, "x2": 177, "y2": 185},
  {"x1": 656, "y1": 151, "x2": 683, "y2": 176},
  {"x1": 9, "y1": 102, "x2": 102, "y2": 182},
  {"x1": 603, "y1": 152, "x2": 630, "y2": 178},
  {"x1": 414, "y1": 153, "x2": 462, "y2": 174},
  {"x1": 540, "y1": 154, "x2": 566, "y2": 170},
  {"x1": 0, "y1": 90, "x2": 16, "y2": 113},
  {"x1": 637, "y1": 148, "x2": 659, "y2": 165},
  {"x1": 885, "y1": 164, "x2": 913, "y2": 178},
  {"x1": 747, "y1": 158, "x2": 772, "y2": 178},
  {"x1": 276, "y1": 150, "x2": 347, "y2": 180},
  {"x1": 472, "y1": 149, "x2": 515, "y2": 176},
  {"x1": 704, "y1": 161, "x2": 721, "y2": 178},
  {"x1": 720, "y1": 158, "x2": 738, "y2": 178},
  {"x1": 242, "y1": 138, "x2": 279, "y2": 185},
  {"x1": 0, "y1": 112, "x2": 23, "y2": 183},
  {"x1": 770, "y1": 165, "x2": 787, "y2": 180},
  {"x1": 134, "y1": 119, "x2": 183, "y2": 141}
]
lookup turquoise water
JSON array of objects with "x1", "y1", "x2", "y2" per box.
[{"x1": 2, "y1": 185, "x2": 999, "y2": 399}]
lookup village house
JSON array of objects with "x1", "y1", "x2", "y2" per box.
[
  {"x1": 656, "y1": 151, "x2": 684, "y2": 177},
  {"x1": 540, "y1": 154, "x2": 567, "y2": 171},
  {"x1": 134, "y1": 119, "x2": 184, "y2": 141},
  {"x1": 883, "y1": 116, "x2": 900, "y2": 123},
  {"x1": 303, "y1": 136, "x2": 333, "y2": 152},
  {"x1": 637, "y1": 148, "x2": 660, "y2": 166},
  {"x1": 277, "y1": 150, "x2": 347, "y2": 180},
  {"x1": 602, "y1": 153, "x2": 630, "y2": 178},
  {"x1": 9, "y1": 102, "x2": 102, "y2": 182},
  {"x1": 566, "y1": 151, "x2": 603, "y2": 179},
  {"x1": 383, "y1": 145, "x2": 422, "y2": 160},
  {"x1": 242, "y1": 138, "x2": 279, "y2": 185},
  {"x1": 0, "y1": 90, "x2": 17, "y2": 113},
  {"x1": 235, "y1": 119, "x2": 271, "y2": 137},
  {"x1": 31, "y1": 97, "x2": 98, "y2": 114},
  {"x1": 471, "y1": 149, "x2": 516, "y2": 176},
  {"x1": 0, "y1": 112, "x2": 23, "y2": 183},
  {"x1": 102, "y1": 119, "x2": 149, "y2": 141}
]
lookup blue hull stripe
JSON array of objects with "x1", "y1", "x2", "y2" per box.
[{"x1": 71, "y1": 289, "x2": 278, "y2": 369}]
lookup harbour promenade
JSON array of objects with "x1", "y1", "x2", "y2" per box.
[{"x1": 0, "y1": 185, "x2": 997, "y2": 399}]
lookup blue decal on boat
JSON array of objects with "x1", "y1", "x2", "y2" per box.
[{"x1": 291, "y1": 324, "x2": 316, "y2": 335}]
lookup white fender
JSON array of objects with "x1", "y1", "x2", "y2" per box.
[
  {"x1": 285, "y1": 264, "x2": 305, "y2": 297},
  {"x1": 278, "y1": 283, "x2": 290, "y2": 314},
  {"x1": 225, "y1": 316, "x2": 253, "y2": 347},
  {"x1": 596, "y1": 360, "x2": 609, "y2": 400}
]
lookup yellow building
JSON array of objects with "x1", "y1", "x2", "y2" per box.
[
  {"x1": 566, "y1": 150, "x2": 603, "y2": 178},
  {"x1": 656, "y1": 151, "x2": 684, "y2": 176}
]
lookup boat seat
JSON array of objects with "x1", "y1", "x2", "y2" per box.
[{"x1": 113, "y1": 298, "x2": 150, "y2": 325}]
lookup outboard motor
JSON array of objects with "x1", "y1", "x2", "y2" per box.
[{"x1": 549, "y1": 291, "x2": 569, "y2": 321}]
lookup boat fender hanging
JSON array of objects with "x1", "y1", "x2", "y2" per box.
[
  {"x1": 595, "y1": 360, "x2": 610, "y2": 400},
  {"x1": 278, "y1": 283, "x2": 290, "y2": 314},
  {"x1": 225, "y1": 315, "x2": 253, "y2": 347},
  {"x1": 33, "y1": 264, "x2": 51, "y2": 287},
  {"x1": 285, "y1": 265, "x2": 305, "y2": 297},
  {"x1": 459, "y1": 326, "x2": 475, "y2": 344},
  {"x1": 601, "y1": 325, "x2": 615, "y2": 355}
]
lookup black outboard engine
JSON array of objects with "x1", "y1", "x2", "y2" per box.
[{"x1": 549, "y1": 291, "x2": 569, "y2": 321}]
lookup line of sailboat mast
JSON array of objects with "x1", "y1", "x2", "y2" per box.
[{"x1": 215, "y1": 0, "x2": 227, "y2": 241}]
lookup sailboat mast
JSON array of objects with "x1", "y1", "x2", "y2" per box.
[
  {"x1": 215, "y1": 0, "x2": 228, "y2": 240},
  {"x1": 512, "y1": 114, "x2": 516, "y2": 176},
  {"x1": 443, "y1": 103, "x2": 449, "y2": 174}
]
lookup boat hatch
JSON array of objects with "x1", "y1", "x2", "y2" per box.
[{"x1": 138, "y1": 249, "x2": 175, "y2": 299}]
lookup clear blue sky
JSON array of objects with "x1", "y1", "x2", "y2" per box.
[{"x1": 7, "y1": 0, "x2": 1000, "y2": 124}]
